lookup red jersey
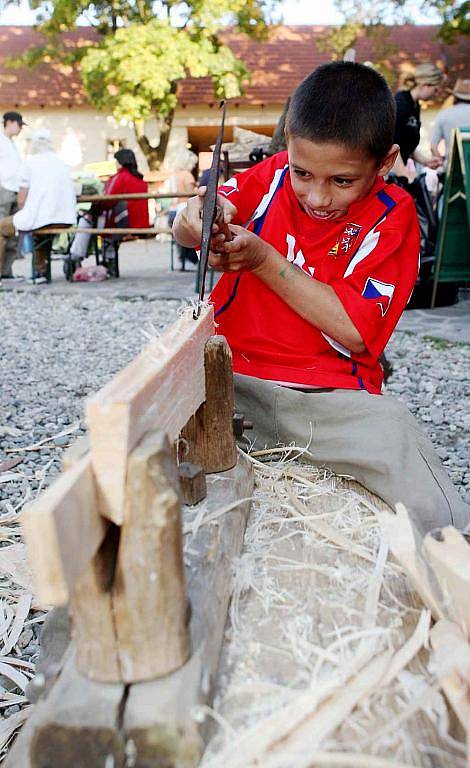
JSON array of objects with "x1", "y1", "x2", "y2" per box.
[
  {"x1": 211, "y1": 152, "x2": 419, "y2": 394},
  {"x1": 104, "y1": 167, "x2": 149, "y2": 228}
]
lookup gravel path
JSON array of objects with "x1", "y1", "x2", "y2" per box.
[{"x1": 0, "y1": 291, "x2": 468, "y2": 748}]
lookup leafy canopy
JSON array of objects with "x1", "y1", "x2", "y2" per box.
[{"x1": 8, "y1": 0, "x2": 280, "y2": 121}]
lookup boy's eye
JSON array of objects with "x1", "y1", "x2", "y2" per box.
[
  {"x1": 293, "y1": 168, "x2": 310, "y2": 179},
  {"x1": 334, "y1": 177, "x2": 354, "y2": 186}
]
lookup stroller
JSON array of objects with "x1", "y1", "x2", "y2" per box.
[{"x1": 388, "y1": 173, "x2": 459, "y2": 309}]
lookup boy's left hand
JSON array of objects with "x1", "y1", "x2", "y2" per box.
[{"x1": 209, "y1": 225, "x2": 270, "y2": 273}]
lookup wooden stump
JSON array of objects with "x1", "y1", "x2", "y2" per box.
[
  {"x1": 71, "y1": 430, "x2": 189, "y2": 683},
  {"x1": 179, "y1": 336, "x2": 237, "y2": 473}
]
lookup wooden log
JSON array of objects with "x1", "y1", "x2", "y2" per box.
[
  {"x1": 111, "y1": 431, "x2": 189, "y2": 682},
  {"x1": 179, "y1": 335, "x2": 237, "y2": 474},
  {"x1": 86, "y1": 304, "x2": 214, "y2": 524},
  {"x1": 8, "y1": 453, "x2": 253, "y2": 767},
  {"x1": 178, "y1": 462, "x2": 207, "y2": 505},
  {"x1": 123, "y1": 453, "x2": 254, "y2": 765},
  {"x1": 21, "y1": 455, "x2": 107, "y2": 606}
]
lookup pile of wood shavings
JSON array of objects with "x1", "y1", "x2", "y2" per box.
[
  {"x1": 0, "y1": 455, "x2": 55, "y2": 761},
  {"x1": 198, "y1": 453, "x2": 465, "y2": 768}
]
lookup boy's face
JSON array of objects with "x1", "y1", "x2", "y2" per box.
[{"x1": 287, "y1": 136, "x2": 398, "y2": 223}]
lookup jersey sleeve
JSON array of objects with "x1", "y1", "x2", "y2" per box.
[
  {"x1": 218, "y1": 153, "x2": 289, "y2": 227},
  {"x1": 331, "y1": 196, "x2": 420, "y2": 360}
]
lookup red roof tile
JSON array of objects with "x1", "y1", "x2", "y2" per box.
[{"x1": 0, "y1": 24, "x2": 468, "y2": 110}]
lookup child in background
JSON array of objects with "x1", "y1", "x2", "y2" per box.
[{"x1": 174, "y1": 62, "x2": 469, "y2": 536}]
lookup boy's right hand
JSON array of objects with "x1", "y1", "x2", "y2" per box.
[{"x1": 173, "y1": 187, "x2": 237, "y2": 248}]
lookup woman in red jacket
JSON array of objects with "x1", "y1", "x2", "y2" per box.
[
  {"x1": 69, "y1": 149, "x2": 149, "y2": 273},
  {"x1": 102, "y1": 148, "x2": 149, "y2": 229}
]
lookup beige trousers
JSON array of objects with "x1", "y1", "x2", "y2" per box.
[{"x1": 234, "y1": 373, "x2": 469, "y2": 536}]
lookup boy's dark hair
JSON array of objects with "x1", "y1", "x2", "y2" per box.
[{"x1": 286, "y1": 62, "x2": 396, "y2": 163}]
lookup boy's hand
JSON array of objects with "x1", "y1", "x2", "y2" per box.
[
  {"x1": 208, "y1": 225, "x2": 271, "y2": 273},
  {"x1": 174, "y1": 186, "x2": 237, "y2": 246}
]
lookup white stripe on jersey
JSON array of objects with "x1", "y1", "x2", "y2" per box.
[
  {"x1": 321, "y1": 332, "x2": 351, "y2": 358},
  {"x1": 246, "y1": 165, "x2": 289, "y2": 227},
  {"x1": 343, "y1": 220, "x2": 382, "y2": 278}
]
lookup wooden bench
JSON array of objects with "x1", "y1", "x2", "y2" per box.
[{"x1": 30, "y1": 192, "x2": 194, "y2": 282}]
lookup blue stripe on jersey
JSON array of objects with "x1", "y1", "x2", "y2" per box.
[
  {"x1": 252, "y1": 166, "x2": 289, "y2": 235},
  {"x1": 372, "y1": 188, "x2": 397, "y2": 230},
  {"x1": 214, "y1": 274, "x2": 242, "y2": 318}
]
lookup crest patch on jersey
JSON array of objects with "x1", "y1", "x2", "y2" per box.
[
  {"x1": 328, "y1": 222, "x2": 362, "y2": 257},
  {"x1": 219, "y1": 177, "x2": 238, "y2": 197},
  {"x1": 362, "y1": 277, "x2": 395, "y2": 316}
]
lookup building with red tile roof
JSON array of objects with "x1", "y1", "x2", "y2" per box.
[{"x1": 0, "y1": 24, "x2": 467, "y2": 169}]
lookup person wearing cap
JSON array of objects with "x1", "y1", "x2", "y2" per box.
[
  {"x1": 0, "y1": 111, "x2": 26, "y2": 279},
  {"x1": 431, "y1": 78, "x2": 470, "y2": 166},
  {"x1": 392, "y1": 63, "x2": 444, "y2": 182},
  {"x1": 0, "y1": 127, "x2": 76, "y2": 284}
]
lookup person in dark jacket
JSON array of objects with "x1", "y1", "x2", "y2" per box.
[{"x1": 392, "y1": 63, "x2": 443, "y2": 182}]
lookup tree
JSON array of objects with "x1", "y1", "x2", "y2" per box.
[{"x1": 7, "y1": 0, "x2": 281, "y2": 168}]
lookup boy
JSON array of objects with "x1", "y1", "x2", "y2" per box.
[{"x1": 174, "y1": 62, "x2": 468, "y2": 536}]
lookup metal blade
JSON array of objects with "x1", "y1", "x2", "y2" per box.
[{"x1": 194, "y1": 100, "x2": 227, "y2": 318}]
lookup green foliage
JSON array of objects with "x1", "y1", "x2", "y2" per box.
[
  {"x1": 80, "y1": 19, "x2": 249, "y2": 121},
  {"x1": 429, "y1": 0, "x2": 470, "y2": 43}
]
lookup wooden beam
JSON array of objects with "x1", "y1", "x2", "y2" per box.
[
  {"x1": 21, "y1": 455, "x2": 107, "y2": 606},
  {"x1": 86, "y1": 304, "x2": 214, "y2": 524}
]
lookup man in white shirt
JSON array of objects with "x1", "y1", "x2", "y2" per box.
[
  {"x1": 431, "y1": 79, "x2": 470, "y2": 166},
  {"x1": 0, "y1": 111, "x2": 25, "y2": 279},
  {"x1": 0, "y1": 127, "x2": 76, "y2": 284}
]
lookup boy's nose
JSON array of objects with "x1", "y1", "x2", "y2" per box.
[{"x1": 307, "y1": 186, "x2": 331, "y2": 209}]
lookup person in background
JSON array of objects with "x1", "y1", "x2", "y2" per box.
[
  {"x1": 70, "y1": 148, "x2": 149, "y2": 265},
  {"x1": 166, "y1": 155, "x2": 198, "y2": 270},
  {"x1": 0, "y1": 127, "x2": 76, "y2": 284},
  {"x1": 431, "y1": 78, "x2": 470, "y2": 166},
  {"x1": 392, "y1": 63, "x2": 444, "y2": 183},
  {"x1": 0, "y1": 111, "x2": 26, "y2": 280}
]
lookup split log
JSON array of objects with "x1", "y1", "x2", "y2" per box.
[
  {"x1": 72, "y1": 431, "x2": 189, "y2": 683},
  {"x1": 21, "y1": 455, "x2": 107, "y2": 606},
  {"x1": 179, "y1": 335, "x2": 237, "y2": 473},
  {"x1": 86, "y1": 304, "x2": 214, "y2": 524}
]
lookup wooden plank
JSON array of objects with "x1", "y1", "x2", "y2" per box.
[
  {"x1": 180, "y1": 336, "x2": 237, "y2": 474},
  {"x1": 123, "y1": 453, "x2": 254, "y2": 765},
  {"x1": 21, "y1": 455, "x2": 107, "y2": 606},
  {"x1": 86, "y1": 304, "x2": 214, "y2": 524}
]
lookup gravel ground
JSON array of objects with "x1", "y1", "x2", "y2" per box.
[{"x1": 0, "y1": 291, "x2": 468, "y2": 740}]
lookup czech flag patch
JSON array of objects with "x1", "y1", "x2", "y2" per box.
[
  {"x1": 362, "y1": 277, "x2": 395, "y2": 316},
  {"x1": 219, "y1": 177, "x2": 238, "y2": 197}
]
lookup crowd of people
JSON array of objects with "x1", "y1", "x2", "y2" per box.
[{"x1": 0, "y1": 116, "x2": 149, "y2": 284}]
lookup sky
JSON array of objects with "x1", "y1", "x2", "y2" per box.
[{"x1": 0, "y1": 0, "x2": 442, "y2": 25}]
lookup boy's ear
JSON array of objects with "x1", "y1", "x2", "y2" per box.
[{"x1": 377, "y1": 144, "x2": 400, "y2": 176}]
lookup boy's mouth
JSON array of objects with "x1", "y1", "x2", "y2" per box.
[{"x1": 304, "y1": 206, "x2": 338, "y2": 221}]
